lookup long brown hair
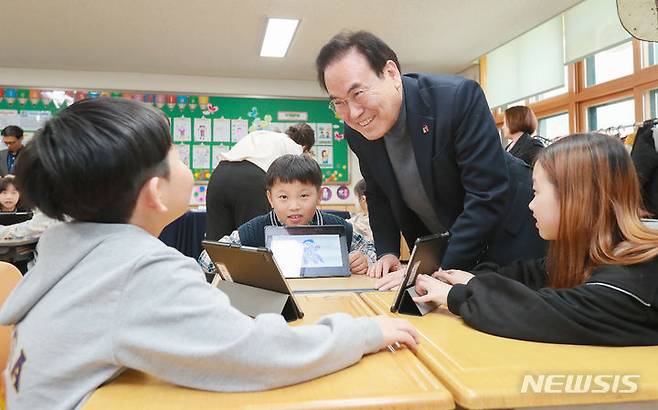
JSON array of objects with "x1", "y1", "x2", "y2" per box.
[{"x1": 536, "y1": 133, "x2": 658, "y2": 288}]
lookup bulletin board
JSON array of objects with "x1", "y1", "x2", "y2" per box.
[{"x1": 0, "y1": 87, "x2": 349, "y2": 184}]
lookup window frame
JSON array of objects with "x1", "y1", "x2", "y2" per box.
[{"x1": 487, "y1": 39, "x2": 658, "y2": 136}]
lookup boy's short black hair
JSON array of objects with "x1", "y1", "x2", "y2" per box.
[
  {"x1": 0, "y1": 175, "x2": 17, "y2": 192},
  {"x1": 266, "y1": 154, "x2": 322, "y2": 190},
  {"x1": 316, "y1": 31, "x2": 401, "y2": 92},
  {"x1": 1, "y1": 125, "x2": 24, "y2": 139},
  {"x1": 14, "y1": 98, "x2": 172, "y2": 223},
  {"x1": 354, "y1": 179, "x2": 366, "y2": 197}
]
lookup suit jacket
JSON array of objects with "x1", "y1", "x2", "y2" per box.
[
  {"x1": 346, "y1": 73, "x2": 546, "y2": 270},
  {"x1": 507, "y1": 133, "x2": 544, "y2": 166},
  {"x1": 0, "y1": 150, "x2": 9, "y2": 176}
]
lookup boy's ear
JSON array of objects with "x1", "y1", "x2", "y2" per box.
[
  {"x1": 316, "y1": 187, "x2": 322, "y2": 205},
  {"x1": 266, "y1": 190, "x2": 274, "y2": 208},
  {"x1": 137, "y1": 176, "x2": 168, "y2": 212}
]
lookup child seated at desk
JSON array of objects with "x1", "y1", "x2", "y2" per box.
[
  {"x1": 0, "y1": 208, "x2": 60, "y2": 241},
  {"x1": 412, "y1": 133, "x2": 658, "y2": 346},
  {"x1": 199, "y1": 154, "x2": 376, "y2": 276},
  {"x1": 348, "y1": 179, "x2": 374, "y2": 242},
  {"x1": 0, "y1": 98, "x2": 419, "y2": 410},
  {"x1": 0, "y1": 175, "x2": 21, "y2": 213}
]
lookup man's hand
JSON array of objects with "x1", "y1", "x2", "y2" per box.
[{"x1": 367, "y1": 254, "x2": 401, "y2": 278}]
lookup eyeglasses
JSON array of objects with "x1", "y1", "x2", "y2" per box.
[
  {"x1": 3, "y1": 139, "x2": 20, "y2": 147},
  {"x1": 328, "y1": 86, "x2": 371, "y2": 114}
]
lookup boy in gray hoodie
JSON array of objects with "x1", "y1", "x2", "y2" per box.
[{"x1": 0, "y1": 98, "x2": 419, "y2": 410}]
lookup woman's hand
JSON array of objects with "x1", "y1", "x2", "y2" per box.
[
  {"x1": 433, "y1": 269, "x2": 474, "y2": 285},
  {"x1": 412, "y1": 274, "x2": 452, "y2": 306}
]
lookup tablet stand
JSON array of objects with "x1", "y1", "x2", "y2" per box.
[
  {"x1": 396, "y1": 286, "x2": 437, "y2": 316},
  {"x1": 215, "y1": 280, "x2": 303, "y2": 322}
]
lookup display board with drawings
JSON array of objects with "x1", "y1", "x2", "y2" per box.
[
  {"x1": 164, "y1": 96, "x2": 347, "y2": 183},
  {"x1": 0, "y1": 88, "x2": 349, "y2": 183},
  {"x1": 0, "y1": 108, "x2": 53, "y2": 146}
]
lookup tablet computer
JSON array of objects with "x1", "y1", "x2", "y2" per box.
[
  {"x1": 0, "y1": 212, "x2": 33, "y2": 226},
  {"x1": 391, "y1": 232, "x2": 450, "y2": 313},
  {"x1": 264, "y1": 225, "x2": 350, "y2": 278},
  {"x1": 201, "y1": 241, "x2": 303, "y2": 320}
]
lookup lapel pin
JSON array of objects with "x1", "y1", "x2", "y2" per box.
[{"x1": 422, "y1": 124, "x2": 429, "y2": 134}]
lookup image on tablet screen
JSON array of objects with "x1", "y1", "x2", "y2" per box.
[{"x1": 270, "y1": 234, "x2": 342, "y2": 277}]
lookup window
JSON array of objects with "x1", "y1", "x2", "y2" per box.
[
  {"x1": 501, "y1": 99, "x2": 526, "y2": 110},
  {"x1": 587, "y1": 98, "x2": 635, "y2": 134},
  {"x1": 537, "y1": 112, "x2": 570, "y2": 141},
  {"x1": 585, "y1": 41, "x2": 633, "y2": 86},
  {"x1": 650, "y1": 89, "x2": 658, "y2": 119},
  {"x1": 529, "y1": 66, "x2": 569, "y2": 103},
  {"x1": 643, "y1": 41, "x2": 658, "y2": 67}
]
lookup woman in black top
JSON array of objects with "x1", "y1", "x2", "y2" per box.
[
  {"x1": 413, "y1": 133, "x2": 658, "y2": 346},
  {"x1": 502, "y1": 106, "x2": 544, "y2": 166}
]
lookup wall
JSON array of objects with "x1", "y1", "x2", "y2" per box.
[{"x1": 0, "y1": 67, "x2": 326, "y2": 99}]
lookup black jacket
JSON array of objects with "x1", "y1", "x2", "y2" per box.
[
  {"x1": 346, "y1": 73, "x2": 545, "y2": 270},
  {"x1": 206, "y1": 161, "x2": 271, "y2": 240},
  {"x1": 447, "y1": 257, "x2": 658, "y2": 346},
  {"x1": 507, "y1": 133, "x2": 544, "y2": 166},
  {"x1": 631, "y1": 123, "x2": 658, "y2": 216}
]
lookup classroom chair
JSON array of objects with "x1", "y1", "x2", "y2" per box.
[{"x1": 0, "y1": 262, "x2": 22, "y2": 410}]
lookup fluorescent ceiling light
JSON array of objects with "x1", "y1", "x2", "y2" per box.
[{"x1": 260, "y1": 18, "x2": 299, "y2": 58}]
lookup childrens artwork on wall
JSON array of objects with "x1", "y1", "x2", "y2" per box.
[
  {"x1": 336, "y1": 184, "x2": 350, "y2": 200},
  {"x1": 0, "y1": 110, "x2": 20, "y2": 129},
  {"x1": 0, "y1": 87, "x2": 348, "y2": 185},
  {"x1": 269, "y1": 122, "x2": 291, "y2": 133},
  {"x1": 212, "y1": 144, "x2": 230, "y2": 168},
  {"x1": 316, "y1": 123, "x2": 333, "y2": 144},
  {"x1": 231, "y1": 119, "x2": 248, "y2": 142},
  {"x1": 317, "y1": 146, "x2": 333, "y2": 168},
  {"x1": 173, "y1": 117, "x2": 192, "y2": 142},
  {"x1": 194, "y1": 118, "x2": 211, "y2": 142},
  {"x1": 213, "y1": 118, "x2": 231, "y2": 142},
  {"x1": 192, "y1": 145, "x2": 211, "y2": 169},
  {"x1": 321, "y1": 186, "x2": 332, "y2": 201},
  {"x1": 175, "y1": 144, "x2": 191, "y2": 167},
  {"x1": 190, "y1": 184, "x2": 207, "y2": 206},
  {"x1": 320, "y1": 184, "x2": 354, "y2": 204}
]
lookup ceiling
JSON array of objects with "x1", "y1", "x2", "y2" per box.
[{"x1": 1, "y1": 0, "x2": 583, "y2": 81}]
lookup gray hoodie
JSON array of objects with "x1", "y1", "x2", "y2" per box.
[{"x1": 0, "y1": 222, "x2": 382, "y2": 410}]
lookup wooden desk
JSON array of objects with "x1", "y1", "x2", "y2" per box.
[
  {"x1": 0, "y1": 237, "x2": 38, "y2": 272},
  {"x1": 361, "y1": 292, "x2": 658, "y2": 409},
  {"x1": 288, "y1": 275, "x2": 377, "y2": 294},
  {"x1": 0, "y1": 238, "x2": 38, "y2": 247},
  {"x1": 83, "y1": 294, "x2": 453, "y2": 410}
]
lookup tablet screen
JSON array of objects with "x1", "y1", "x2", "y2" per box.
[
  {"x1": 265, "y1": 225, "x2": 350, "y2": 277},
  {"x1": 270, "y1": 234, "x2": 343, "y2": 277},
  {"x1": 391, "y1": 232, "x2": 450, "y2": 312}
]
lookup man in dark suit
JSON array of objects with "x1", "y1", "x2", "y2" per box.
[
  {"x1": 316, "y1": 31, "x2": 545, "y2": 285},
  {"x1": 0, "y1": 125, "x2": 25, "y2": 176}
]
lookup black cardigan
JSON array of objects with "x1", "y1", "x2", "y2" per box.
[
  {"x1": 447, "y1": 257, "x2": 658, "y2": 346},
  {"x1": 507, "y1": 133, "x2": 545, "y2": 166}
]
